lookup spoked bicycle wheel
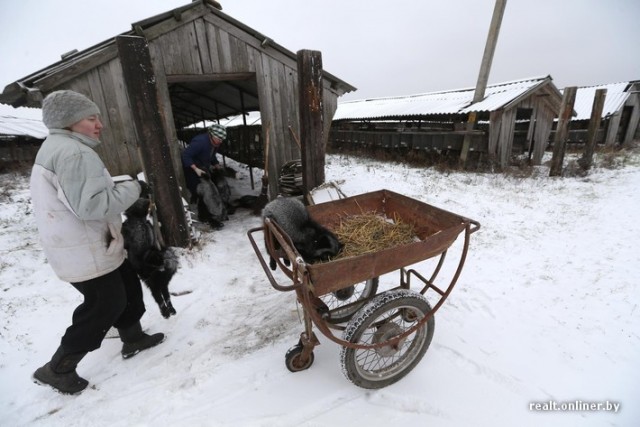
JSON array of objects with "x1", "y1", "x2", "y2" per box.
[
  {"x1": 320, "y1": 278, "x2": 379, "y2": 324},
  {"x1": 340, "y1": 289, "x2": 435, "y2": 389}
]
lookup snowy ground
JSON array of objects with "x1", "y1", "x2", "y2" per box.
[{"x1": 1, "y1": 149, "x2": 639, "y2": 427}]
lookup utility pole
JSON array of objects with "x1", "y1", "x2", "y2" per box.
[{"x1": 460, "y1": 0, "x2": 508, "y2": 166}]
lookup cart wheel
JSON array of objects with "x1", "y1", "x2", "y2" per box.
[
  {"x1": 340, "y1": 289, "x2": 435, "y2": 389},
  {"x1": 285, "y1": 344, "x2": 315, "y2": 372},
  {"x1": 321, "y1": 277, "x2": 379, "y2": 324}
]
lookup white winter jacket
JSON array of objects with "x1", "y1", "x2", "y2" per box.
[{"x1": 30, "y1": 129, "x2": 141, "y2": 283}]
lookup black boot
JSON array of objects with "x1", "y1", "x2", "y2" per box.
[
  {"x1": 33, "y1": 346, "x2": 89, "y2": 394},
  {"x1": 118, "y1": 321, "x2": 164, "y2": 359}
]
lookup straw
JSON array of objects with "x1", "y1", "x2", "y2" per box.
[{"x1": 331, "y1": 212, "x2": 418, "y2": 260}]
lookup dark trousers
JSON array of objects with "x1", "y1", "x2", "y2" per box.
[
  {"x1": 184, "y1": 167, "x2": 200, "y2": 203},
  {"x1": 60, "y1": 260, "x2": 146, "y2": 354}
]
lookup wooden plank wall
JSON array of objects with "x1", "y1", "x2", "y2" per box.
[
  {"x1": 623, "y1": 93, "x2": 640, "y2": 145},
  {"x1": 604, "y1": 111, "x2": 623, "y2": 146},
  {"x1": 532, "y1": 105, "x2": 555, "y2": 165},
  {"x1": 488, "y1": 110, "x2": 502, "y2": 156},
  {"x1": 498, "y1": 108, "x2": 517, "y2": 167},
  {"x1": 59, "y1": 60, "x2": 141, "y2": 177},
  {"x1": 148, "y1": 13, "x2": 339, "y2": 198}
]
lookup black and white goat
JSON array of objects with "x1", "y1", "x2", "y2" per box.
[
  {"x1": 262, "y1": 197, "x2": 343, "y2": 270},
  {"x1": 122, "y1": 198, "x2": 179, "y2": 318}
]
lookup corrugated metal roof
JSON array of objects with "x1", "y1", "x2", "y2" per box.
[
  {"x1": 565, "y1": 82, "x2": 630, "y2": 121},
  {"x1": 0, "y1": 115, "x2": 48, "y2": 139},
  {"x1": 333, "y1": 76, "x2": 552, "y2": 121}
]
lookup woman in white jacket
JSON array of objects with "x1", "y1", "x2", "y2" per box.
[{"x1": 31, "y1": 90, "x2": 164, "y2": 394}]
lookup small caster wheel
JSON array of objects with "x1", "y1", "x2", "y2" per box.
[{"x1": 285, "y1": 344, "x2": 315, "y2": 372}]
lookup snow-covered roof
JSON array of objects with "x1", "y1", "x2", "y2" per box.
[
  {"x1": 333, "y1": 76, "x2": 555, "y2": 121},
  {"x1": 0, "y1": 115, "x2": 48, "y2": 139},
  {"x1": 219, "y1": 111, "x2": 262, "y2": 127},
  {"x1": 566, "y1": 82, "x2": 630, "y2": 121}
]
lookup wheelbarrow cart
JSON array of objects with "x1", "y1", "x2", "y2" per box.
[{"x1": 247, "y1": 189, "x2": 480, "y2": 389}]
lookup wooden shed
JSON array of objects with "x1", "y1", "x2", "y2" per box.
[
  {"x1": 564, "y1": 81, "x2": 640, "y2": 146},
  {"x1": 331, "y1": 76, "x2": 563, "y2": 167},
  {"x1": 0, "y1": 0, "x2": 355, "y2": 246}
]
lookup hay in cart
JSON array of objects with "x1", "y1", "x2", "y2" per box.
[{"x1": 331, "y1": 212, "x2": 421, "y2": 261}]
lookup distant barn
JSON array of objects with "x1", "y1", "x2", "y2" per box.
[
  {"x1": 331, "y1": 76, "x2": 564, "y2": 167},
  {"x1": 332, "y1": 77, "x2": 640, "y2": 168},
  {"x1": 0, "y1": 115, "x2": 48, "y2": 169},
  {"x1": 564, "y1": 81, "x2": 640, "y2": 146}
]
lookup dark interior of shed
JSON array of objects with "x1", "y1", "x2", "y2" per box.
[
  {"x1": 169, "y1": 74, "x2": 265, "y2": 171},
  {"x1": 168, "y1": 74, "x2": 260, "y2": 129}
]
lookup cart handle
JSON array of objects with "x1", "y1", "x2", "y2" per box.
[
  {"x1": 247, "y1": 226, "x2": 302, "y2": 292},
  {"x1": 467, "y1": 219, "x2": 481, "y2": 234}
]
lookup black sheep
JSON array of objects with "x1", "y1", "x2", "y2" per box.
[
  {"x1": 122, "y1": 198, "x2": 178, "y2": 318},
  {"x1": 262, "y1": 197, "x2": 343, "y2": 270}
]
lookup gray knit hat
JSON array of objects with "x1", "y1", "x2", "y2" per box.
[
  {"x1": 42, "y1": 90, "x2": 101, "y2": 129},
  {"x1": 208, "y1": 123, "x2": 227, "y2": 140}
]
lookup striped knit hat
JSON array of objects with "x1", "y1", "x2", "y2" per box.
[{"x1": 208, "y1": 123, "x2": 227, "y2": 140}]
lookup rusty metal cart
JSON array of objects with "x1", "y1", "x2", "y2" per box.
[{"x1": 247, "y1": 189, "x2": 480, "y2": 389}]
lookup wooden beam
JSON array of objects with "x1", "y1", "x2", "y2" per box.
[
  {"x1": 32, "y1": 46, "x2": 119, "y2": 96},
  {"x1": 579, "y1": 88, "x2": 607, "y2": 171},
  {"x1": 165, "y1": 72, "x2": 255, "y2": 83},
  {"x1": 549, "y1": 86, "x2": 577, "y2": 177},
  {"x1": 134, "y1": 5, "x2": 208, "y2": 42},
  {"x1": 525, "y1": 103, "x2": 538, "y2": 154},
  {"x1": 297, "y1": 50, "x2": 325, "y2": 196},
  {"x1": 116, "y1": 35, "x2": 190, "y2": 247}
]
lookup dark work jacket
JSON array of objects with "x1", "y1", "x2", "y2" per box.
[
  {"x1": 181, "y1": 133, "x2": 221, "y2": 196},
  {"x1": 181, "y1": 133, "x2": 219, "y2": 170}
]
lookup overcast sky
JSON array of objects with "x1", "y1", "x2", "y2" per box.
[{"x1": 1, "y1": 0, "x2": 638, "y2": 117}]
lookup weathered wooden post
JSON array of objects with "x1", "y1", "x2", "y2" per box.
[
  {"x1": 116, "y1": 35, "x2": 190, "y2": 247},
  {"x1": 549, "y1": 86, "x2": 577, "y2": 177},
  {"x1": 578, "y1": 88, "x2": 607, "y2": 171},
  {"x1": 297, "y1": 50, "x2": 325, "y2": 196}
]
